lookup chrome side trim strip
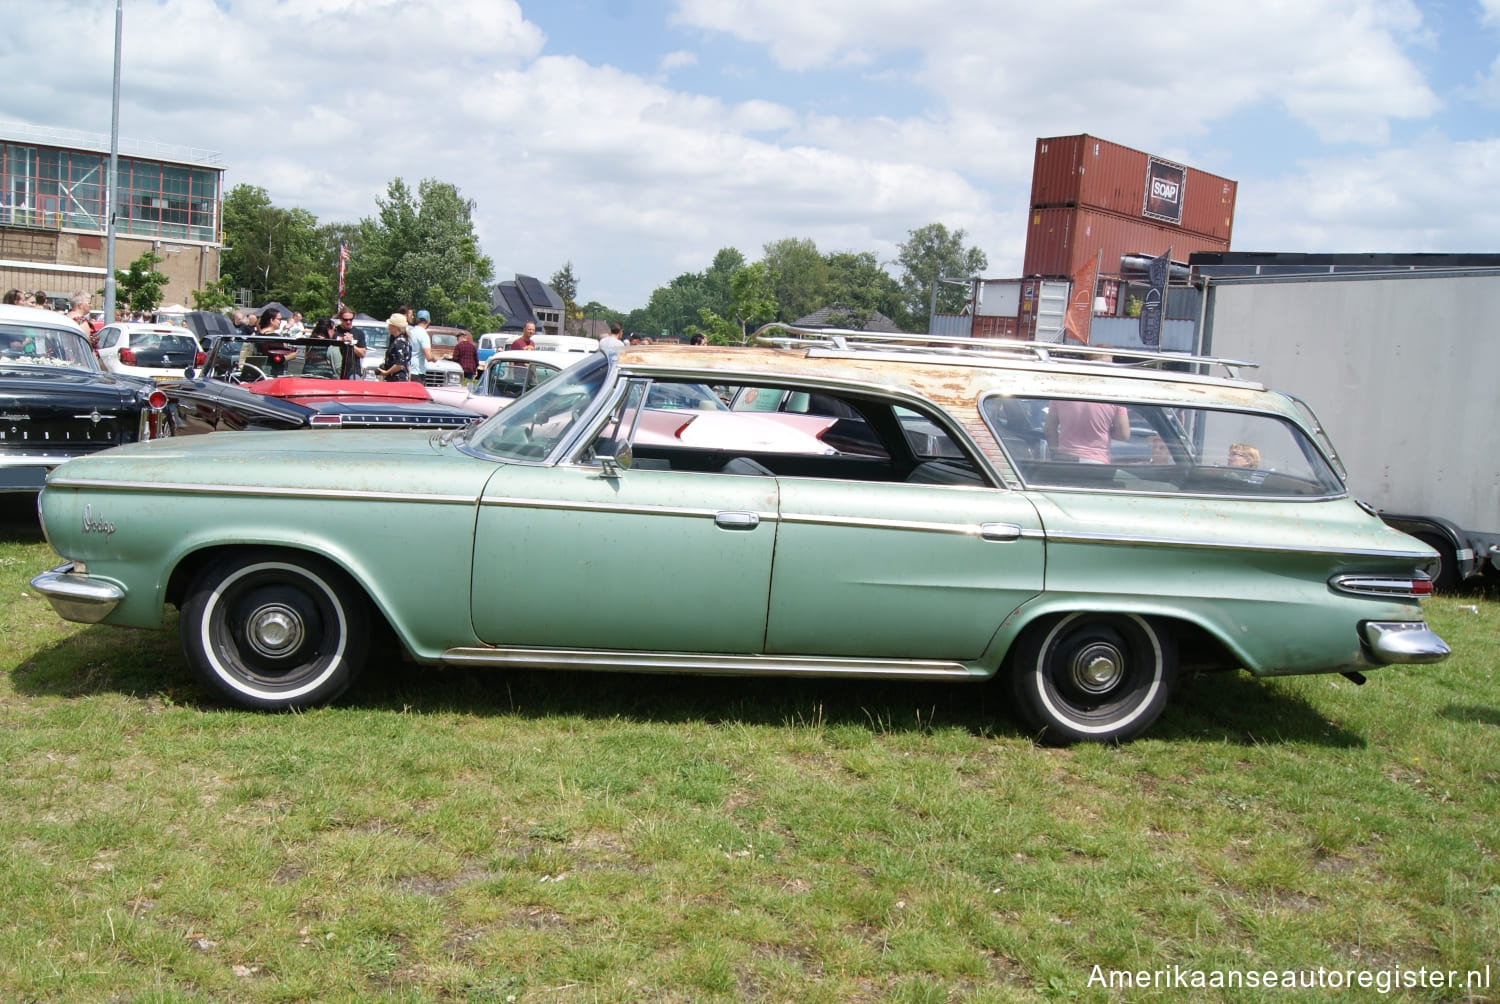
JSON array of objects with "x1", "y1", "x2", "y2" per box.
[
  {"x1": 481, "y1": 495, "x2": 778, "y2": 522},
  {"x1": 442, "y1": 646, "x2": 975, "y2": 680},
  {"x1": 1047, "y1": 529, "x2": 1434, "y2": 561},
  {"x1": 780, "y1": 511, "x2": 1042, "y2": 537},
  {"x1": 1331, "y1": 574, "x2": 1431, "y2": 597},
  {"x1": 44, "y1": 476, "x2": 476, "y2": 505}
]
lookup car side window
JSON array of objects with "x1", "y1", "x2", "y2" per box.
[
  {"x1": 100, "y1": 328, "x2": 119, "y2": 349},
  {"x1": 607, "y1": 380, "x2": 988, "y2": 485}
]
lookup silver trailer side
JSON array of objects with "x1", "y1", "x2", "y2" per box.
[{"x1": 1197, "y1": 270, "x2": 1500, "y2": 586}]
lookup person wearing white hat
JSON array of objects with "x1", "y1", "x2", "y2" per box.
[{"x1": 377, "y1": 312, "x2": 412, "y2": 381}]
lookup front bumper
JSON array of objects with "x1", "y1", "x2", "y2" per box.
[
  {"x1": 29, "y1": 563, "x2": 124, "y2": 624},
  {"x1": 1362, "y1": 621, "x2": 1451, "y2": 664}
]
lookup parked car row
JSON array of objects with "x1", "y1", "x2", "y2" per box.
[{"x1": 29, "y1": 327, "x2": 1449, "y2": 743}]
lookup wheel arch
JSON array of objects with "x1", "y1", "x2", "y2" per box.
[
  {"x1": 166, "y1": 543, "x2": 400, "y2": 651},
  {"x1": 986, "y1": 595, "x2": 1249, "y2": 676}
]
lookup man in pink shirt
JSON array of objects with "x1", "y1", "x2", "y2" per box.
[{"x1": 1044, "y1": 399, "x2": 1131, "y2": 463}]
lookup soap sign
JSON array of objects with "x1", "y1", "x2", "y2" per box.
[{"x1": 1142, "y1": 157, "x2": 1186, "y2": 225}]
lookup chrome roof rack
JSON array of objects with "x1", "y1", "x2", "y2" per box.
[{"x1": 750, "y1": 323, "x2": 1261, "y2": 381}]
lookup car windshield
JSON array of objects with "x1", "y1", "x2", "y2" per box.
[
  {"x1": 206, "y1": 337, "x2": 353, "y2": 381},
  {"x1": 983, "y1": 395, "x2": 1346, "y2": 497},
  {"x1": 470, "y1": 353, "x2": 609, "y2": 461},
  {"x1": 0, "y1": 323, "x2": 100, "y2": 371}
]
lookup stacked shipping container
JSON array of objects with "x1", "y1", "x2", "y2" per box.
[{"x1": 1022, "y1": 135, "x2": 1237, "y2": 279}]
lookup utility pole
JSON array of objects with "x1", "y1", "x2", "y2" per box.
[{"x1": 102, "y1": 0, "x2": 123, "y2": 321}]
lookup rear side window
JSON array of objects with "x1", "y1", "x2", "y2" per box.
[{"x1": 982, "y1": 395, "x2": 1345, "y2": 498}]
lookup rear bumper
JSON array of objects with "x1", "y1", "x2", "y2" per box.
[
  {"x1": 1362, "y1": 621, "x2": 1450, "y2": 665},
  {"x1": 29, "y1": 562, "x2": 124, "y2": 624}
]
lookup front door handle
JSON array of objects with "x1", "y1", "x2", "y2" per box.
[
  {"x1": 715, "y1": 511, "x2": 760, "y2": 530},
  {"x1": 979, "y1": 522, "x2": 1022, "y2": 541}
]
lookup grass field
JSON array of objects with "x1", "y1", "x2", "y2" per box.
[{"x1": 1, "y1": 498, "x2": 1496, "y2": 1002}]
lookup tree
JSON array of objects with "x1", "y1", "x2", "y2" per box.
[
  {"x1": 342, "y1": 178, "x2": 496, "y2": 324},
  {"x1": 190, "y1": 277, "x2": 237, "y2": 312},
  {"x1": 823, "y1": 250, "x2": 906, "y2": 330},
  {"x1": 220, "y1": 184, "x2": 324, "y2": 307},
  {"x1": 761, "y1": 238, "x2": 830, "y2": 322},
  {"x1": 684, "y1": 307, "x2": 740, "y2": 345},
  {"x1": 896, "y1": 223, "x2": 988, "y2": 332},
  {"x1": 550, "y1": 262, "x2": 583, "y2": 333},
  {"x1": 115, "y1": 251, "x2": 168, "y2": 313},
  {"x1": 728, "y1": 262, "x2": 777, "y2": 341}
]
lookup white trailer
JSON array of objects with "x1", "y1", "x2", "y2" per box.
[{"x1": 1195, "y1": 269, "x2": 1500, "y2": 588}]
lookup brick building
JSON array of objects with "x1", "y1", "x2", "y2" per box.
[{"x1": 0, "y1": 123, "x2": 224, "y2": 308}]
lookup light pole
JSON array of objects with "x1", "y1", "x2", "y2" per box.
[
  {"x1": 927, "y1": 276, "x2": 972, "y2": 334},
  {"x1": 103, "y1": 0, "x2": 123, "y2": 321}
]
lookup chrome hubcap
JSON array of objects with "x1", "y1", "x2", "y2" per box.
[
  {"x1": 1069, "y1": 642, "x2": 1124, "y2": 694},
  {"x1": 246, "y1": 603, "x2": 305, "y2": 658}
]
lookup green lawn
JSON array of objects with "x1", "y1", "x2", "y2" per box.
[{"x1": 2, "y1": 501, "x2": 1496, "y2": 1002}]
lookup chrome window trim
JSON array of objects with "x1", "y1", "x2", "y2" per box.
[{"x1": 42, "y1": 476, "x2": 477, "y2": 505}]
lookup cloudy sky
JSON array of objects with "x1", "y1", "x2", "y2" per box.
[{"x1": 4, "y1": 0, "x2": 1499, "y2": 309}]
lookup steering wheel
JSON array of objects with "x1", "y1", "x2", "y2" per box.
[{"x1": 232, "y1": 363, "x2": 268, "y2": 384}]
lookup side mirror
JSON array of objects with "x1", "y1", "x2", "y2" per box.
[{"x1": 598, "y1": 440, "x2": 633, "y2": 478}]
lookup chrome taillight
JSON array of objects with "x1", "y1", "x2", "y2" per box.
[
  {"x1": 119, "y1": 348, "x2": 136, "y2": 365},
  {"x1": 309, "y1": 415, "x2": 344, "y2": 426},
  {"x1": 1330, "y1": 573, "x2": 1434, "y2": 598}
]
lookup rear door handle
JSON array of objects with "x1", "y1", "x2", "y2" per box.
[
  {"x1": 715, "y1": 511, "x2": 760, "y2": 530},
  {"x1": 980, "y1": 522, "x2": 1022, "y2": 541}
]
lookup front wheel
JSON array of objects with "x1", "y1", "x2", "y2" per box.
[
  {"x1": 180, "y1": 551, "x2": 369, "y2": 710},
  {"x1": 1009, "y1": 613, "x2": 1176, "y2": 744}
]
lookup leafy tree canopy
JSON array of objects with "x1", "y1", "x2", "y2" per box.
[
  {"x1": 115, "y1": 251, "x2": 168, "y2": 313},
  {"x1": 896, "y1": 222, "x2": 988, "y2": 331}
]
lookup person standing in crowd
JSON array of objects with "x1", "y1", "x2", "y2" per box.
[
  {"x1": 1043, "y1": 399, "x2": 1130, "y2": 463},
  {"x1": 451, "y1": 328, "x2": 479, "y2": 382},
  {"x1": 689, "y1": 333, "x2": 707, "y2": 346},
  {"x1": 31, "y1": 291, "x2": 50, "y2": 309},
  {"x1": 378, "y1": 312, "x2": 411, "y2": 381},
  {"x1": 408, "y1": 309, "x2": 433, "y2": 384},
  {"x1": 2, "y1": 289, "x2": 23, "y2": 305},
  {"x1": 335, "y1": 308, "x2": 366, "y2": 362},
  {"x1": 285, "y1": 311, "x2": 305, "y2": 336},
  {"x1": 509, "y1": 321, "x2": 536, "y2": 351},
  {"x1": 598, "y1": 322, "x2": 623, "y2": 351}
]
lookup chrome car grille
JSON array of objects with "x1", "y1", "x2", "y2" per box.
[{"x1": 0, "y1": 406, "x2": 127, "y2": 448}]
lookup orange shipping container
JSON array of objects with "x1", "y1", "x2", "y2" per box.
[
  {"x1": 1028, "y1": 134, "x2": 1237, "y2": 243},
  {"x1": 1023, "y1": 205, "x2": 1230, "y2": 279}
]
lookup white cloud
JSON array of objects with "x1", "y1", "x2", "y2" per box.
[
  {"x1": 1237, "y1": 136, "x2": 1500, "y2": 251},
  {"x1": 0, "y1": 0, "x2": 1490, "y2": 309},
  {"x1": 673, "y1": 0, "x2": 1440, "y2": 145},
  {"x1": 659, "y1": 49, "x2": 698, "y2": 73}
]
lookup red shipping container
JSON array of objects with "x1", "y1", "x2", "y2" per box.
[
  {"x1": 1023, "y1": 205, "x2": 1230, "y2": 279},
  {"x1": 971, "y1": 315, "x2": 1019, "y2": 339},
  {"x1": 1028, "y1": 134, "x2": 1237, "y2": 243}
]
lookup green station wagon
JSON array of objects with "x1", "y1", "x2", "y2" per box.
[{"x1": 30, "y1": 329, "x2": 1448, "y2": 743}]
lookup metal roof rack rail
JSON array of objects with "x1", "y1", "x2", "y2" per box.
[{"x1": 749, "y1": 322, "x2": 1260, "y2": 380}]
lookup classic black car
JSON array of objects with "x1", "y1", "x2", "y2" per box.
[
  {"x1": 165, "y1": 334, "x2": 480, "y2": 434},
  {"x1": 0, "y1": 304, "x2": 171, "y2": 492}
]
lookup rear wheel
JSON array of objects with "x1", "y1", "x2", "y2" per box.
[
  {"x1": 180, "y1": 551, "x2": 369, "y2": 710},
  {"x1": 1009, "y1": 613, "x2": 1175, "y2": 744},
  {"x1": 1411, "y1": 531, "x2": 1459, "y2": 592}
]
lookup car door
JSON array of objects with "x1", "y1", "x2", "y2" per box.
[
  {"x1": 471, "y1": 461, "x2": 779, "y2": 653},
  {"x1": 764, "y1": 476, "x2": 1044, "y2": 660}
]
